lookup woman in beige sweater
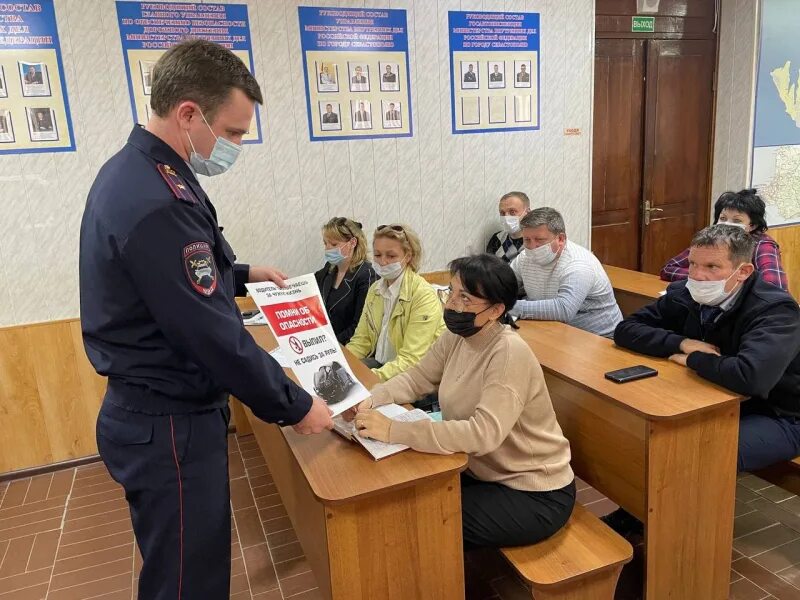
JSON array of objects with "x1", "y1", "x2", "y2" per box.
[{"x1": 349, "y1": 254, "x2": 575, "y2": 549}]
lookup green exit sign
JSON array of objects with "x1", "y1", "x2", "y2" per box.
[{"x1": 632, "y1": 16, "x2": 655, "y2": 32}]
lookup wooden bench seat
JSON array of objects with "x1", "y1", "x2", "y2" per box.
[
  {"x1": 755, "y1": 457, "x2": 800, "y2": 496},
  {"x1": 501, "y1": 504, "x2": 633, "y2": 600}
]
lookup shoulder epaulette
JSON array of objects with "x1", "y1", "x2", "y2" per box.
[{"x1": 156, "y1": 163, "x2": 196, "y2": 204}]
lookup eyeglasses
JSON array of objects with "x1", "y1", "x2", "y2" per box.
[
  {"x1": 443, "y1": 287, "x2": 490, "y2": 313},
  {"x1": 377, "y1": 224, "x2": 405, "y2": 234},
  {"x1": 333, "y1": 217, "x2": 362, "y2": 238}
]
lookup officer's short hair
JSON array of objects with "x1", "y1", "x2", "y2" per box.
[
  {"x1": 691, "y1": 224, "x2": 756, "y2": 266},
  {"x1": 520, "y1": 207, "x2": 566, "y2": 235},
  {"x1": 150, "y1": 39, "x2": 263, "y2": 120}
]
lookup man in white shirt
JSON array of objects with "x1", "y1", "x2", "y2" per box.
[{"x1": 509, "y1": 207, "x2": 622, "y2": 337}]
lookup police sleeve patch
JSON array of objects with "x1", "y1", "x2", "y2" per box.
[{"x1": 183, "y1": 242, "x2": 218, "y2": 296}]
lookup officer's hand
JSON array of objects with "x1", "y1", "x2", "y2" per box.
[
  {"x1": 249, "y1": 266, "x2": 289, "y2": 288},
  {"x1": 293, "y1": 396, "x2": 334, "y2": 434}
]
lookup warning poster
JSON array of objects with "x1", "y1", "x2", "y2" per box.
[{"x1": 246, "y1": 275, "x2": 369, "y2": 417}]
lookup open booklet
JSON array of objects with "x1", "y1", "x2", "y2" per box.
[{"x1": 332, "y1": 404, "x2": 433, "y2": 460}]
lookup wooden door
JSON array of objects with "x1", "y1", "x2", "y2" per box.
[
  {"x1": 591, "y1": 39, "x2": 646, "y2": 270},
  {"x1": 640, "y1": 39, "x2": 716, "y2": 274}
]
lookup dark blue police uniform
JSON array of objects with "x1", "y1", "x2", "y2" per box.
[{"x1": 79, "y1": 125, "x2": 312, "y2": 600}]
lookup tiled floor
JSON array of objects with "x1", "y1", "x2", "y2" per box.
[
  {"x1": 0, "y1": 434, "x2": 321, "y2": 600},
  {"x1": 3, "y1": 438, "x2": 800, "y2": 600}
]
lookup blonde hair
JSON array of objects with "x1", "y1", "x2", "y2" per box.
[
  {"x1": 373, "y1": 224, "x2": 423, "y2": 272},
  {"x1": 322, "y1": 218, "x2": 368, "y2": 271}
]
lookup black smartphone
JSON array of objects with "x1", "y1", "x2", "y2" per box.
[{"x1": 604, "y1": 365, "x2": 658, "y2": 384}]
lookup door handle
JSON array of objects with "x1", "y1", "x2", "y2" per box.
[{"x1": 643, "y1": 200, "x2": 664, "y2": 226}]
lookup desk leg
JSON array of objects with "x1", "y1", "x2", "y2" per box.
[
  {"x1": 645, "y1": 404, "x2": 739, "y2": 599},
  {"x1": 325, "y1": 473, "x2": 465, "y2": 600}
]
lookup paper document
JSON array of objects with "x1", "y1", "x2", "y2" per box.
[
  {"x1": 246, "y1": 275, "x2": 370, "y2": 417},
  {"x1": 268, "y1": 347, "x2": 291, "y2": 368},
  {"x1": 243, "y1": 311, "x2": 267, "y2": 326},
  {"x1": 333, "y1": 405, "x2": 433, "y2": 460}
]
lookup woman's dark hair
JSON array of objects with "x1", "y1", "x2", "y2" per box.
[
  {"x1": 713, "y1": 188, "x2": 768, "y2": 234},
  {"x1": 448, "y1": 254, "x2": 519, "y2": 328}
]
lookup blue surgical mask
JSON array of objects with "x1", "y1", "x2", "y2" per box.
[
  {"x1": 325, "y1": 247, "x2": 347, "y2": 265},
  {"x1": 187, "y1": 110, "x2": 242, "y2": 177}
]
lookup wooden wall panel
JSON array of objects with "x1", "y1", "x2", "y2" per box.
[
  {"x1": 770, "y1": 226, "x2": 800, "y2": 300},
  {"x1": 0, "y1": 319, "x2": 106, "y2": 474},
  {"x1": 0, "y1": 326, "x2": 54, "y2": 472}
]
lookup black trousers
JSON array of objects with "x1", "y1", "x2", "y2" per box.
[
  {"x1": 739, "y1": 406, "x2": 800, "y2": 472},
  {"x1": 461, "y1": 473, "x2": 576, "y2": 550},
  {"x1": 96, "y1": 400, "x2": 231, "y2": 600},
  {"x1": 360, "y1": 356, "x2": 384, "y2": 369}
]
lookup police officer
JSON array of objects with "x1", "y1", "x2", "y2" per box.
[{"x1": 79, "y1": 40, "x2": 334, "y2": 600}]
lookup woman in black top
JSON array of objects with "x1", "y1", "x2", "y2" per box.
[{"x1": 314, "y1": 218, "x2": 376, "y2": 344}]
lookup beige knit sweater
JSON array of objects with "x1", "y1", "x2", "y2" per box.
[{"x1": 370, "y1": 322, "x2": 574, "y2": 492}]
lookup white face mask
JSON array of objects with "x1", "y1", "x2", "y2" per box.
[
  {"x1": 374, "y1": 261, "x2": 404, "y2": 280},
  {"x1": 526, "y1": 240, "x2": 558, "y2": 266},
  {"x1": 501, "y1": 216, "x2": 521, "y2": 235},
  {"x1": 686, "y1": 265, "x2": 743, "y2": 306},
  {"x1": 186, "y1": 109, "x2": 242, "y2": 177}
]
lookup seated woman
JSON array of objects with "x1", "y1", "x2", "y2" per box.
[
  {"x1": 349, "y1": 254, "x2": 575, "y2": 549},
  {"x1": 661, "y1": 188, "x2": 788, "y2": 290},
  {"x1": 315, "y1": 218, "x2": 376, "y2": 345},
  {"x1": 346, "y1": 224, "x2": 444, "y2": 382}
]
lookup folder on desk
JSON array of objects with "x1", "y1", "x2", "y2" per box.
[{"x1": 333, "y1": 404, "x2": 433, "y2": 460}]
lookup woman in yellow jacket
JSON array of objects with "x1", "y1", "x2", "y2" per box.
[{"x1": 346, "y1": 224, "x2": 445, "y2": 382}]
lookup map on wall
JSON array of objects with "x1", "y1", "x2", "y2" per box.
[{"x1": 751, "y1": 0, "x2": 800, "y2": 226}]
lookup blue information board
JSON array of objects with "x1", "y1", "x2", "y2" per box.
[
  {"x1": 0, "y1": 0, "x2": 76, "y2": 154},
  {"x1": 298, "y1": 6, "x2": 413, "y2": 142},
  {"x1": 448, "y1": 11, "x2": 540, "y2": 135},
  {"x1": 115, "y1": 1, "x2": 262, "y2": 144}
]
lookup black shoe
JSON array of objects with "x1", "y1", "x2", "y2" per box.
[{"x1": 601, "y1": 508, "x2": 644, "y2": 537}]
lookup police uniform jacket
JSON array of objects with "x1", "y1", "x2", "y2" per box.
[{"x1": 80, "y1": 126, "x2": 312, "y2": 424}]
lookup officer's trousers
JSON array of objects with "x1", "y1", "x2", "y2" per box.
[{"x1": 97, "y1": 400, "x2": 232, "y2": 600}]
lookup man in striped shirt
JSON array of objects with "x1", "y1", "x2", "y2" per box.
[{"x1": 509, "y1": 207, "x2": 622, "y2": 337}]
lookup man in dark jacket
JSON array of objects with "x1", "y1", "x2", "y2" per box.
[{"x1": 615, "y1": 224, "x2": 800, "y2": 472}]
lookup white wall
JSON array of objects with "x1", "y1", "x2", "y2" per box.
[
  {"x1": 0, "y1": 0, "x2": 595, "y2": 327},
  {"x1": 711, "y1": 0, "x2": 760, "y2": 201}
]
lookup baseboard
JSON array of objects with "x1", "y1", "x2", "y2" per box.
[{"x1": 0, "y1": 454, "x2": 103, "y2": 483}]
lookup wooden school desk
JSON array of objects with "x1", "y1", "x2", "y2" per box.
[
  {"x1": 602, "y1": 264, "x2": 667, "y2": 317},
  {"x1": 241, "y1": 326, "x2": 468, "y2": 600},
  {"x1": 517, "y1": 321, "x2": 743, "y2": 599}
]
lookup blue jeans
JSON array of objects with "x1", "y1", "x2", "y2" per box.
[{"x1": 739, "y1": 411, "x2": 800, "y2": 472}]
